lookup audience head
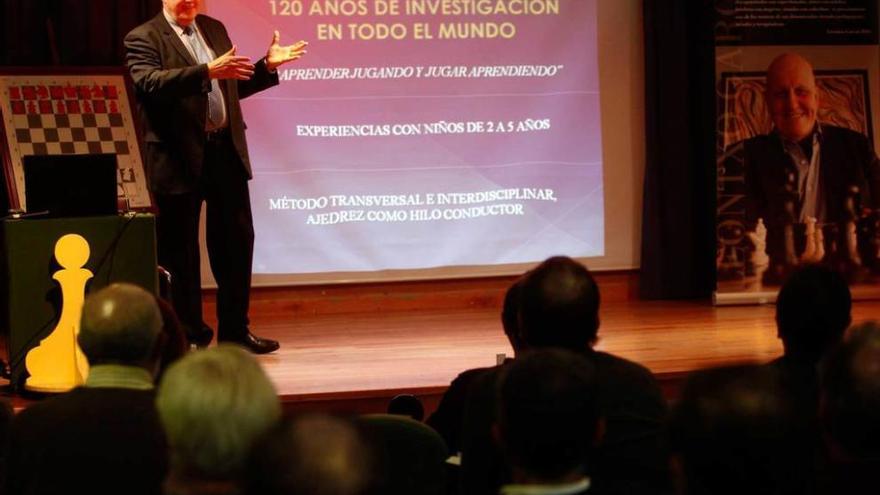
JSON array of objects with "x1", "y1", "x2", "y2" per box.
[
  {"x1": 765, "y1": 52, "x2": 819, "y2": 142},
  {"x1": 387, "y1": 394, "x2": 425, "y2": 421},
  {"x1": 495, "y1": 348, "x2": 600, "y2": 484},
  {"x1": 78, "y1": 283, "x2": 163, "y2": 369},
  {"x1": 501, "y1": 277, "x2": 525, "y2": 352},
  {"x1": 246, "y1": 414, "x2": 376, "y2": 495},
  {"x1": 518, "y1": 256, "x2": 600, "y2": 351},
  {"x1": 157, "y1": 345, "x2": 281, "y2": 482},
  {"x1": 668, "y1": 365, "x2": 816, "y2": 495},
  {"x1": 776, "y1": 264, "x2": 851, "y2": 363},
  {"x1": 822, "y1": 321, "x2": 880, "y2": 460}
]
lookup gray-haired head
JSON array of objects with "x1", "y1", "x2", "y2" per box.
[
  {"x1": 78, "y1": 283, "x2": 162, "y2": 367},
  {"x1": 157, "y1": 344, "x2": 281, "y2": 481}
]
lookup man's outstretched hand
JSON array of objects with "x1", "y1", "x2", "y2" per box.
[
  {"x1": 208, "y1": 46, "x2": 255, "y2": 80},
  {"x1": 266, "y1": 31, "x2": 308, "y2": 71}
]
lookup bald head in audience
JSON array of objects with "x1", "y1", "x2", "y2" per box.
[
  {"x1": 247, "y1": 414, "x2": 376, "y2": 495},
  {"x1": 78, "y1": 283, "x2": 163, "y2": 370}
]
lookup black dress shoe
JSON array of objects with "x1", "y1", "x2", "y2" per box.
[
  {"x1": 219, "y1": 332, "x2": 280, "y2": 354},
  {"x1": 188, "y1": 324, "x2": 214, "y2": 349}
]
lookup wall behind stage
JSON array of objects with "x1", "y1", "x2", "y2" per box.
[{"x1": 209, "y1": 0, "x2": 646, "y2": 286}]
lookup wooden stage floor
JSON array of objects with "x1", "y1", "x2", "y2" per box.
[
  {"x1": 8, "y1": 273, "x2": 878, "y2": 413},
  {"x1": 222, "y1": 279, "x2": 880, "y2": 414}
]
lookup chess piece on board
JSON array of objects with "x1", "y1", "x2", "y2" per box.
[
  {"x1": 747, "y1": 218, "x2": 770, "y2": 282},
  {"x1": 717, "y1": 221, "x2": 747, "y2": 281},
  {"x1": 763, "y1": 180, "x2": 800, "y2": 285},
  {"x1": 822, "y1": 186, "x2": 867, "y2": 284},
  {"x1": 843, "y1": 186, "x2": 863, "y2": 267},
  {"x1": 799, "y1": 216, "x2": 825, "y2": 264},
  {"x1": 858, "y1": 208, "x2": 880, "y2": 274}
]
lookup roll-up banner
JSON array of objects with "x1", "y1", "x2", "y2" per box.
[{"x1": 714, "y1": 0, "x2": 880, "y2": 304}]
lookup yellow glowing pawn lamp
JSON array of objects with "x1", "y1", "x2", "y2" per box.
[{"x1": 25, "y1": 234, "x2": 93, "y2": 392}]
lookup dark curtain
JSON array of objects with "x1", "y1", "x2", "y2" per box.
[
  {"x1": 640, "y1": 1, "x2": 717, "y2": 299},
  {"x1": 1, "y1": 0, "x2": 160, "y2": 66}
]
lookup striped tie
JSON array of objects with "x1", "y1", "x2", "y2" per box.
[{"x1": 183, "y1": 26, "x2": 225, "y2": 130}]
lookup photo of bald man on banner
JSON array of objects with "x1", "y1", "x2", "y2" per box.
[{"x1": 717, "y1": 52, "x2": 880, "y2": 293}]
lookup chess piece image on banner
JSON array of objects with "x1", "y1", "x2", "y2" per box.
[
  {"x1": 857, "y1": 208, "x2": 880, "y2": 274},
  {"x1": 824, "y1": 186, "x2": 868, "y2": 284},
  {"x1": 799, "y1": 217, "x2": 824, "y2": 264},
  {"x1": 746, "y1": 219, "x2": 770, "y2": 283}
]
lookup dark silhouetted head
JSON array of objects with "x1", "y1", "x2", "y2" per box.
[
  {"x1": 246, "y1": 414, "x2": 376, "y2": 495},
  {"x1": 518, "y1": 256, "x2": 600, "y2": 351},
  {"x1": 495, "y1": 348, "x2": 600, "y2": 483},
  {"x1": 822, "y1": 321, "x2": 880, "y2": 460},
  {"x1": 776, "y1": 264, "x2": 851, "y2": 362},
  {"x1": 387, "y1": 394, "x2": 425, "y2": 421},
  {"x1": 668, "y1": 365, "x2": 816, "y2": 495}
]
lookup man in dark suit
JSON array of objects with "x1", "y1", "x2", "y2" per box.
[
  {"x1": 668, "y1": 365, "x2": 817, "y2": 495},
  {"x1": 7, "y1": 284, "x2": 169, "y2": 495},
  {"x1": 767, "y1": 263, "x2": 851, "y2": 413},
  {"x1": 124, "y1": 0, "x2": 307, "y2": 353},
  {"x1": 427, "y1": 277, "x2": 522, "y2": 454},
  {"x1": 740, "y1": 53, "x2": 880, "y2": 273},
  {"x1": 495, "y1": 349, "x2": 601, "y2": 495},
  {"x1": 821, "y1": 322, "x2": 880, "y2": 494},
  {"x1": 459, "y1": 257, "x2": 669, "y2": 495}
]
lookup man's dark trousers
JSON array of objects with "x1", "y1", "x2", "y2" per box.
[{"x1": 155, "y1": 130, "x2": 254, "y2": 340}]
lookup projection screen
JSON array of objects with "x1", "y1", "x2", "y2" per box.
[{"x1": 202, "y1": 0, "x2": 624, "y2": 284}]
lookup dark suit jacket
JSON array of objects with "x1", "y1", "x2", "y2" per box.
[
  {"x1": 6, "y1": 387, "x2": 168, "y2": 495},
  {"x1": 764, "y1": 355, "x2": 821, "y2": 416},
  {"x1": 459, "y1": 350, "x2": 669, "y2": 495},
  {"x1": 741, "y1": 125, "x2": 880, "y2": 262},
  {"x1": 427, "y1": 362, "x2": 511, "y2": 454},
  {"x1": 124, "y1": 13, "x2": 279, "y2": 194}
]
